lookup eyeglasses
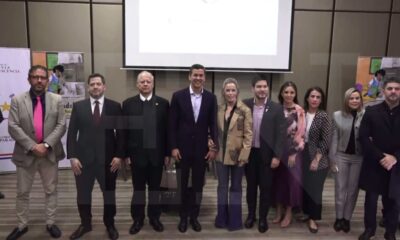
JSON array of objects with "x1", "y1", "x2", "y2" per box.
[{"x1": 30, "y1": 75, "x2": 48, "y2": 80}]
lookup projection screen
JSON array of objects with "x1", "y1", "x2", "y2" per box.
[{"x1": 124, "y1": 0, "x2": 293, "y2": 72}]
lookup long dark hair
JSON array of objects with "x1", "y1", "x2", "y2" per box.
[
  {"x1": 303, "y1": 86, "x2": 326, "y2": 111},
  {"x1": 278, "y1": 81, "x2": 298, "y2": 105}
]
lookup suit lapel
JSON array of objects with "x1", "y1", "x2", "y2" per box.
[
  {"x1": 197, "y1": 91, "x2": 207, "y2": 123},
  {"x1": 229, "y1": 111, "x2": 239, "y2": 131},
  {"x1": 44, "y1": 92, "x2": 51, "y2": 121},
  {"x1": 83, "y1": 99, "x2": 93, "y2": 123},
  {"x1": 23, "y1": 92, "x2": 33, "y2": 124},
  {"x1": 218, "y1": 106, "x2": 225, "y2": 131},
  {"x1": 184, "y1": 88, "x2": 196, "y2": 123}
]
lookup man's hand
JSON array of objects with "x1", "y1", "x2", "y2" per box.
[
  {"x1": 288, "y1": 154, "x2": 296, "y2": 168},
  {"x1": 32, "y1": 144, "x2": 48, "y2": 157},
  {"x1": 172, "y1": 148, "x2": 182, "y2": 161},
  {"x1": 110, "y1": 157, "x2": 122, "y2": 173},
  {"x1": 205, "y1": 150, "x2": 217, "y2": 162},
  {"x1": 271, "y1": 157, "x2": 280, "y2": 169},
  {"x1": 380, "y1": 153, "x2": 397, "y2": 171},
  {"x1": 70, "y1": 158, "x2": 82, "y2": 176}
]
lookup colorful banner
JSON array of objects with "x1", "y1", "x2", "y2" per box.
[
  {"x1": 0, "y1": 47, "x2": 31, "y2": 172},
  {"x1": 356, "y1": 56, "x2": 400, "y2": 106}
]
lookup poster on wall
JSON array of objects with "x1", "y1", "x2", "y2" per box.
[
  {"x1": 32, "y1": 51, "x2": 85, "y2": 117},
  {"x1": 0, "y1": 47, "x2": 31, "y2": 172},
  {"x1": 356, "y1": 56, "x2": 400, "y2": 106},
  {"x1": 32, "y1": 51, "x2": 85, "y2": 168}
]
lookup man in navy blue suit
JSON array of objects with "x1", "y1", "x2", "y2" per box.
[{"x1": 169, "y1": 64, "x2": 219, "y2": 233}]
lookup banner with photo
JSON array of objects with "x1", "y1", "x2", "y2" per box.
[
  {"x1": 0, "y1": 47, "x2": 31, "y2": 172},
  {"x1": 356, "y1": 56, "x2": 400, "y2": 106},
  {"x1": 32, "y1": 51, "x2": 86, "y2": 168}
]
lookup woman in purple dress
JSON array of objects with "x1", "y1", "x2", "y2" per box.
[{"x1": 272, "y1": 81, "x2": 306, "y2": 228}]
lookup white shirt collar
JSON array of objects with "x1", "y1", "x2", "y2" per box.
[
  {"x1": 139, "y1": 93, "x2": 153, "y2": 101},
  {"x1": 189, "y1": 85, "x2": 203, "y2": 95},
  {"x1": 90, "y1": 95, "x2": 104, "y2": 105}
]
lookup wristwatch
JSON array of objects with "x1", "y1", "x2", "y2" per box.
[{"x1": 44, "y1": 142, "x2": 50, "y2": 149}]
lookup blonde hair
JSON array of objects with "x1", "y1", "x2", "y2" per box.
[
  {"x1": 343, "y1": 87, "x2": 363, "y2": 113},
  {"x1": 221, "y1": 77, "x2": 240, "y2": 103}
]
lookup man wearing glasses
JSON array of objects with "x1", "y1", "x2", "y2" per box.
[{"x1": 7, "y1": 65, "x2": 66, "y2": 240}]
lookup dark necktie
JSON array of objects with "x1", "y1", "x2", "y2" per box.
[{"x1": 93, "y1": 100, "x2": 101, "y2": 125}]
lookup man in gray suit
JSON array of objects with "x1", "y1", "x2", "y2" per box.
[{"x1": 7, "y1": 65, "x2": 66, "y2": 240}]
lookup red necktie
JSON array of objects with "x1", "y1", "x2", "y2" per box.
[
  {"x1": 93, "y1": 100, "x2": 101, "y2": 125},
  {"x1": 34, "y1": 96, "x2": 43, "y2": 142}
]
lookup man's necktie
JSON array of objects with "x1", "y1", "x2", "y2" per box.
[
  {"x1": 33, "y1": 96, "x2": 43, "y2": 142},
  {"x1": 93, "y1": 100, "x2": 101, "y2": 125}
]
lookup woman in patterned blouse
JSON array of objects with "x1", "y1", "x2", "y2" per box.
[
  {"x1": 302, "y1": 87, "x2": 331, "y2": 234},
  {"x1": 272, "y1": 81, "x2": 306, "y2": 228}
]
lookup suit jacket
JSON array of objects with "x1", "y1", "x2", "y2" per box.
[
  {"x1": 305, "y1": 110, "x2": 331, "y2": 170},
  {"x1": 8, "y1": 91, "x2": 66, "y2": 168},
  {"x1": 243, "y1": 98, "x2": 285, "y2": 164},
  {"x1": 169, "y1": 87, "x2": 218, "y2": 160},
  {"x1": 359, "y1": 102, "x2": 400, "y2": 195},
  {"x1": 329, "y1": 109, "x2": 365, "y2": 162},
  {"x1": 67, "y1": 98, "x2": 124, "y2": 167},
  {"x1": 122, "y1": 95, "x2": 169, "y2": 167},
  {"x1": 216, "y1": 100, "x2": 252, "y2": 165}
]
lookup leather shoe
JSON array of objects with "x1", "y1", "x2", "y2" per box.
[
  {"x1": 106, "y1": 225, "x2": 119, "y2": 240},
  {"x1": 342, "y1": 219, "x2": 350, "y2": 233},
  {"x1": 47, "y1": 224, "x2": 62, "y2": 238},
  {"x1": 129, "y1": 220, "x2": 143, "y2": 235},
  {"x1": 70, "y1": 225, "x2": 92, "y2": 240},
  {"x1": 178, "y1": 218, "x2": 188, "y2": 233},
  {"x1": 258, "y1": 220, "x2": 268, "y2": 233},
  {"x1": 189, "y1": 218, "x2": 202, "y2": 232},
  {"x1": 384, "y1": 232, "x2": 396, "y2": 240},
  {"x1": 244, "y1": 216, "x2": 256, "y2": 229},
  {"x1": 149, "y1": 218, "x2": 164, "y2": 232},
  {"x1": 6, "y1": 227, "x2": 28, "y2": 240},
  {"x1": 333, "y1": 218, "x2": 343, "y2": 232},
  {"x1": 358, "y1": 229, "x2": 375, "y2": 240}
]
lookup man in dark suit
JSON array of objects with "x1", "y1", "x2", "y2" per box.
[
  {"x1": 358, "y1": 77, "x2": 400, "y2": 240},
  {"x1": 122, "y1": 71, "x2": 169, "y2": 234},
  {"x1": 243, "y1": 78, "x2": 285, "y2": 233},
  {"x1": 67, "y1": 73, "x2": 124, "y2": 240},
  {"x1": 0, "y1": 109, "x2": 4, "y2": 199},
  {"x1": 7, "y1": 65, "x2": 66, "y2": 240},
  {"x1": 169, "y1": 64, "x2": 219, "y2": 233}
]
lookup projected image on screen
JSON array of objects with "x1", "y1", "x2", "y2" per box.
[{"x1": 124, "y1": 0, "x2": 293, "y2": 72}]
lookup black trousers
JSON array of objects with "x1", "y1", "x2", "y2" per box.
[
  {"x1": 176, "y1": 156, "x2": 207, "y2": 220},
  {"x1": 364, "y1": 191, "x2": 398, "y2": 235},
  {"x1": 245, "y1": 147, "x2": 273, "y2": 221},
  {"x1": 75, "y1": 164, "x2": 117, "y2": 227},
  {"x1": 130, "y1": 159, "x2": 163, "y2": 222},
  {"x1": 302, "y1": 147, "x2": 328, "y2": 220}
]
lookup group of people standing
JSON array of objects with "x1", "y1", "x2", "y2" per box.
[{"x1": 3, "y1": 63, "x2": 400, "y2": 240}]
